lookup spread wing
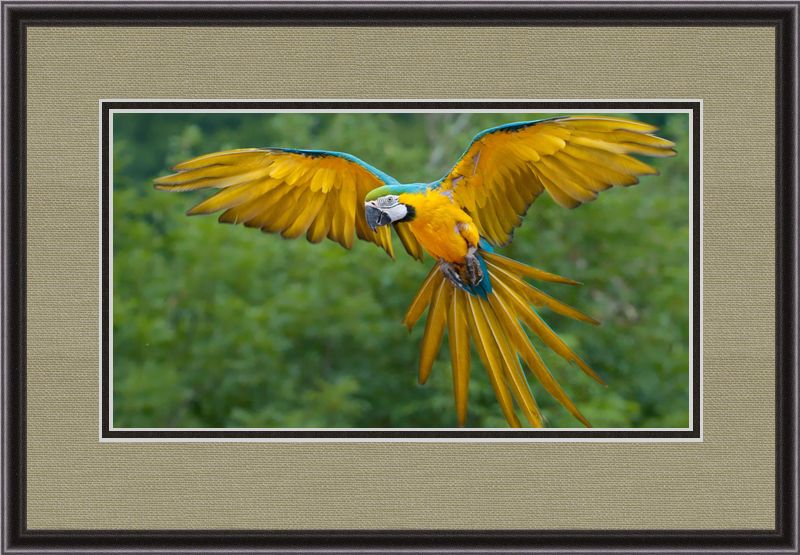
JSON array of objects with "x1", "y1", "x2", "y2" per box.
[
  {"x1": 436, "y1": 116, "x2": 677, "y2": 246},
  {"x1": 155, "y1": 147, "x2": 423, "y2": 260}
]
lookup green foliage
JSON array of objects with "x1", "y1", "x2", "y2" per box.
[{"x1": 112, "y1": 111, "x2": 691, "y2": 428}]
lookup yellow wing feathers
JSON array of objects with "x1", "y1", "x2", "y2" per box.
[
  {"x1": 155, "y1": 148, "x2": 423, "y2": 259},
  {"x1": 441, "y1": 116, "x2": 677, "y2": 246}
]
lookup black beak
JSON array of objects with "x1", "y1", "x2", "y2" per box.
[{"x1": 365, "y1": 204, "x2": 392, "y2": 231}]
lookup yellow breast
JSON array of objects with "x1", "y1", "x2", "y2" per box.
[{"x1": 399, "y1": 191, "x2": 475, "y2": 263}]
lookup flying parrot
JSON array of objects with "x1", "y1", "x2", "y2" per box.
[{"x1": 155, "y1": 115, "x2": 676, "y2": 428}]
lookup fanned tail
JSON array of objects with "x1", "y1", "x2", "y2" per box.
[{"x1": 404, "y1": 251, "x2": 602, "y2": 428}]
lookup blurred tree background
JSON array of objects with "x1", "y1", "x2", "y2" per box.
[{"x1": 112, "y1": 111, "x2": 691, "y2": 429}]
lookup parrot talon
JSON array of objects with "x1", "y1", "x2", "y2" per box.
[
  {"x1": 464, "y1": 249, "x2": 484, "y2": 287},
  {"x1": 439, "y1": 254, "x2": 484, "y2": 292},
  {"x1": 438, "y1": 260, "x2": 461, "y2": 285}
]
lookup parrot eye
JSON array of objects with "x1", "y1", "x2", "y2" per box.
[{"x1": 378, "y1": 195, "x2": 399, "y2": 208}]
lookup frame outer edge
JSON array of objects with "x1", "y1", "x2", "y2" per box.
[{"x1": 2, "y1": 1, "x2": 799, "y2": 552}]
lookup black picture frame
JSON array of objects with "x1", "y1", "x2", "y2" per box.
[{"x1": 2, "y1": 2, "x2": 797, "y2": 552}]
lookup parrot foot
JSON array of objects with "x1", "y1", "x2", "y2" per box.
[
  {"x1": 439, "y1": 260, "x2": 464, "y2": 288},
  {"x1": 439, "y1": 250, "x2": 484, "y2": 292},
  {"x1": 464, "y1": 248, "x2": 484, "y2": 287}
]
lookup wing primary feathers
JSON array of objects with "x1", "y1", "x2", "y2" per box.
[
  {"x1": 565, "y1": 144, "x2": 650, "y2": 179},
  {"x1": 536, "y1": 158, "x2": 598, "y2": 203},
  {"x1": 187, "y1": 179, "x2": 278, "y2": 216},
  {"x1": 575, "y1": 129, "x2": 675, "y2": 150},
  {"x1": 556, "y1": 115, "x2": 659, "y2": 134},
  {"x1": 170, "y1": 148, "x2": 269, "y2": 171},
  {"x1": 529, "y1": 166, "x2": 582, "y2": 209}
]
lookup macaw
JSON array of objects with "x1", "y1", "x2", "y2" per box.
[{"x1": 155, "y1": 116, "x2": 676, "y2": 428}]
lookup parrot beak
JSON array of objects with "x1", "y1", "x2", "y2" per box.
[{"x1": 365, "y1": 204, "x2": 393, "y2": 231}]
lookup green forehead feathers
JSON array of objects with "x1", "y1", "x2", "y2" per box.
[
  {"x1": 365, "y1": 183, "x2": 428, "y2": 202},
  {"x1": 364, "y1": 186, "x2": 395, "y2": 202}
]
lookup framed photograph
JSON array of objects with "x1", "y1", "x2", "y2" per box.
[
  {"x1": 3, "y1": 2, "x2": 797, "y2": 552},
  {"x1": 103, "y1": 101, "x2": 699, "y2": 440}
]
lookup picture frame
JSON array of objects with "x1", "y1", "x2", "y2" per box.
[{"x1": 2, "y1": 1, "x2": 797, "y2": 552}]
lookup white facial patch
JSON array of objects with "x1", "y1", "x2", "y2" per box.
[{"x1": 383, "y1": 203, "x2": 408, "y2": 222}]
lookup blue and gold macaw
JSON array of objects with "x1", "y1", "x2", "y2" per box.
[{"x1": 156, "y1": 116, "x2": 675, "y2": 427}]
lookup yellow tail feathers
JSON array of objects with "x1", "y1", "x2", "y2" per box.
[{"x1": 405, "y1": 251, "x2": 601, "y2": 428}]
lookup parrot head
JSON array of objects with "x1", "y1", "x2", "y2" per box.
[{"x1": 364, "y1": 185, "x2": 418, "y2": 230}]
